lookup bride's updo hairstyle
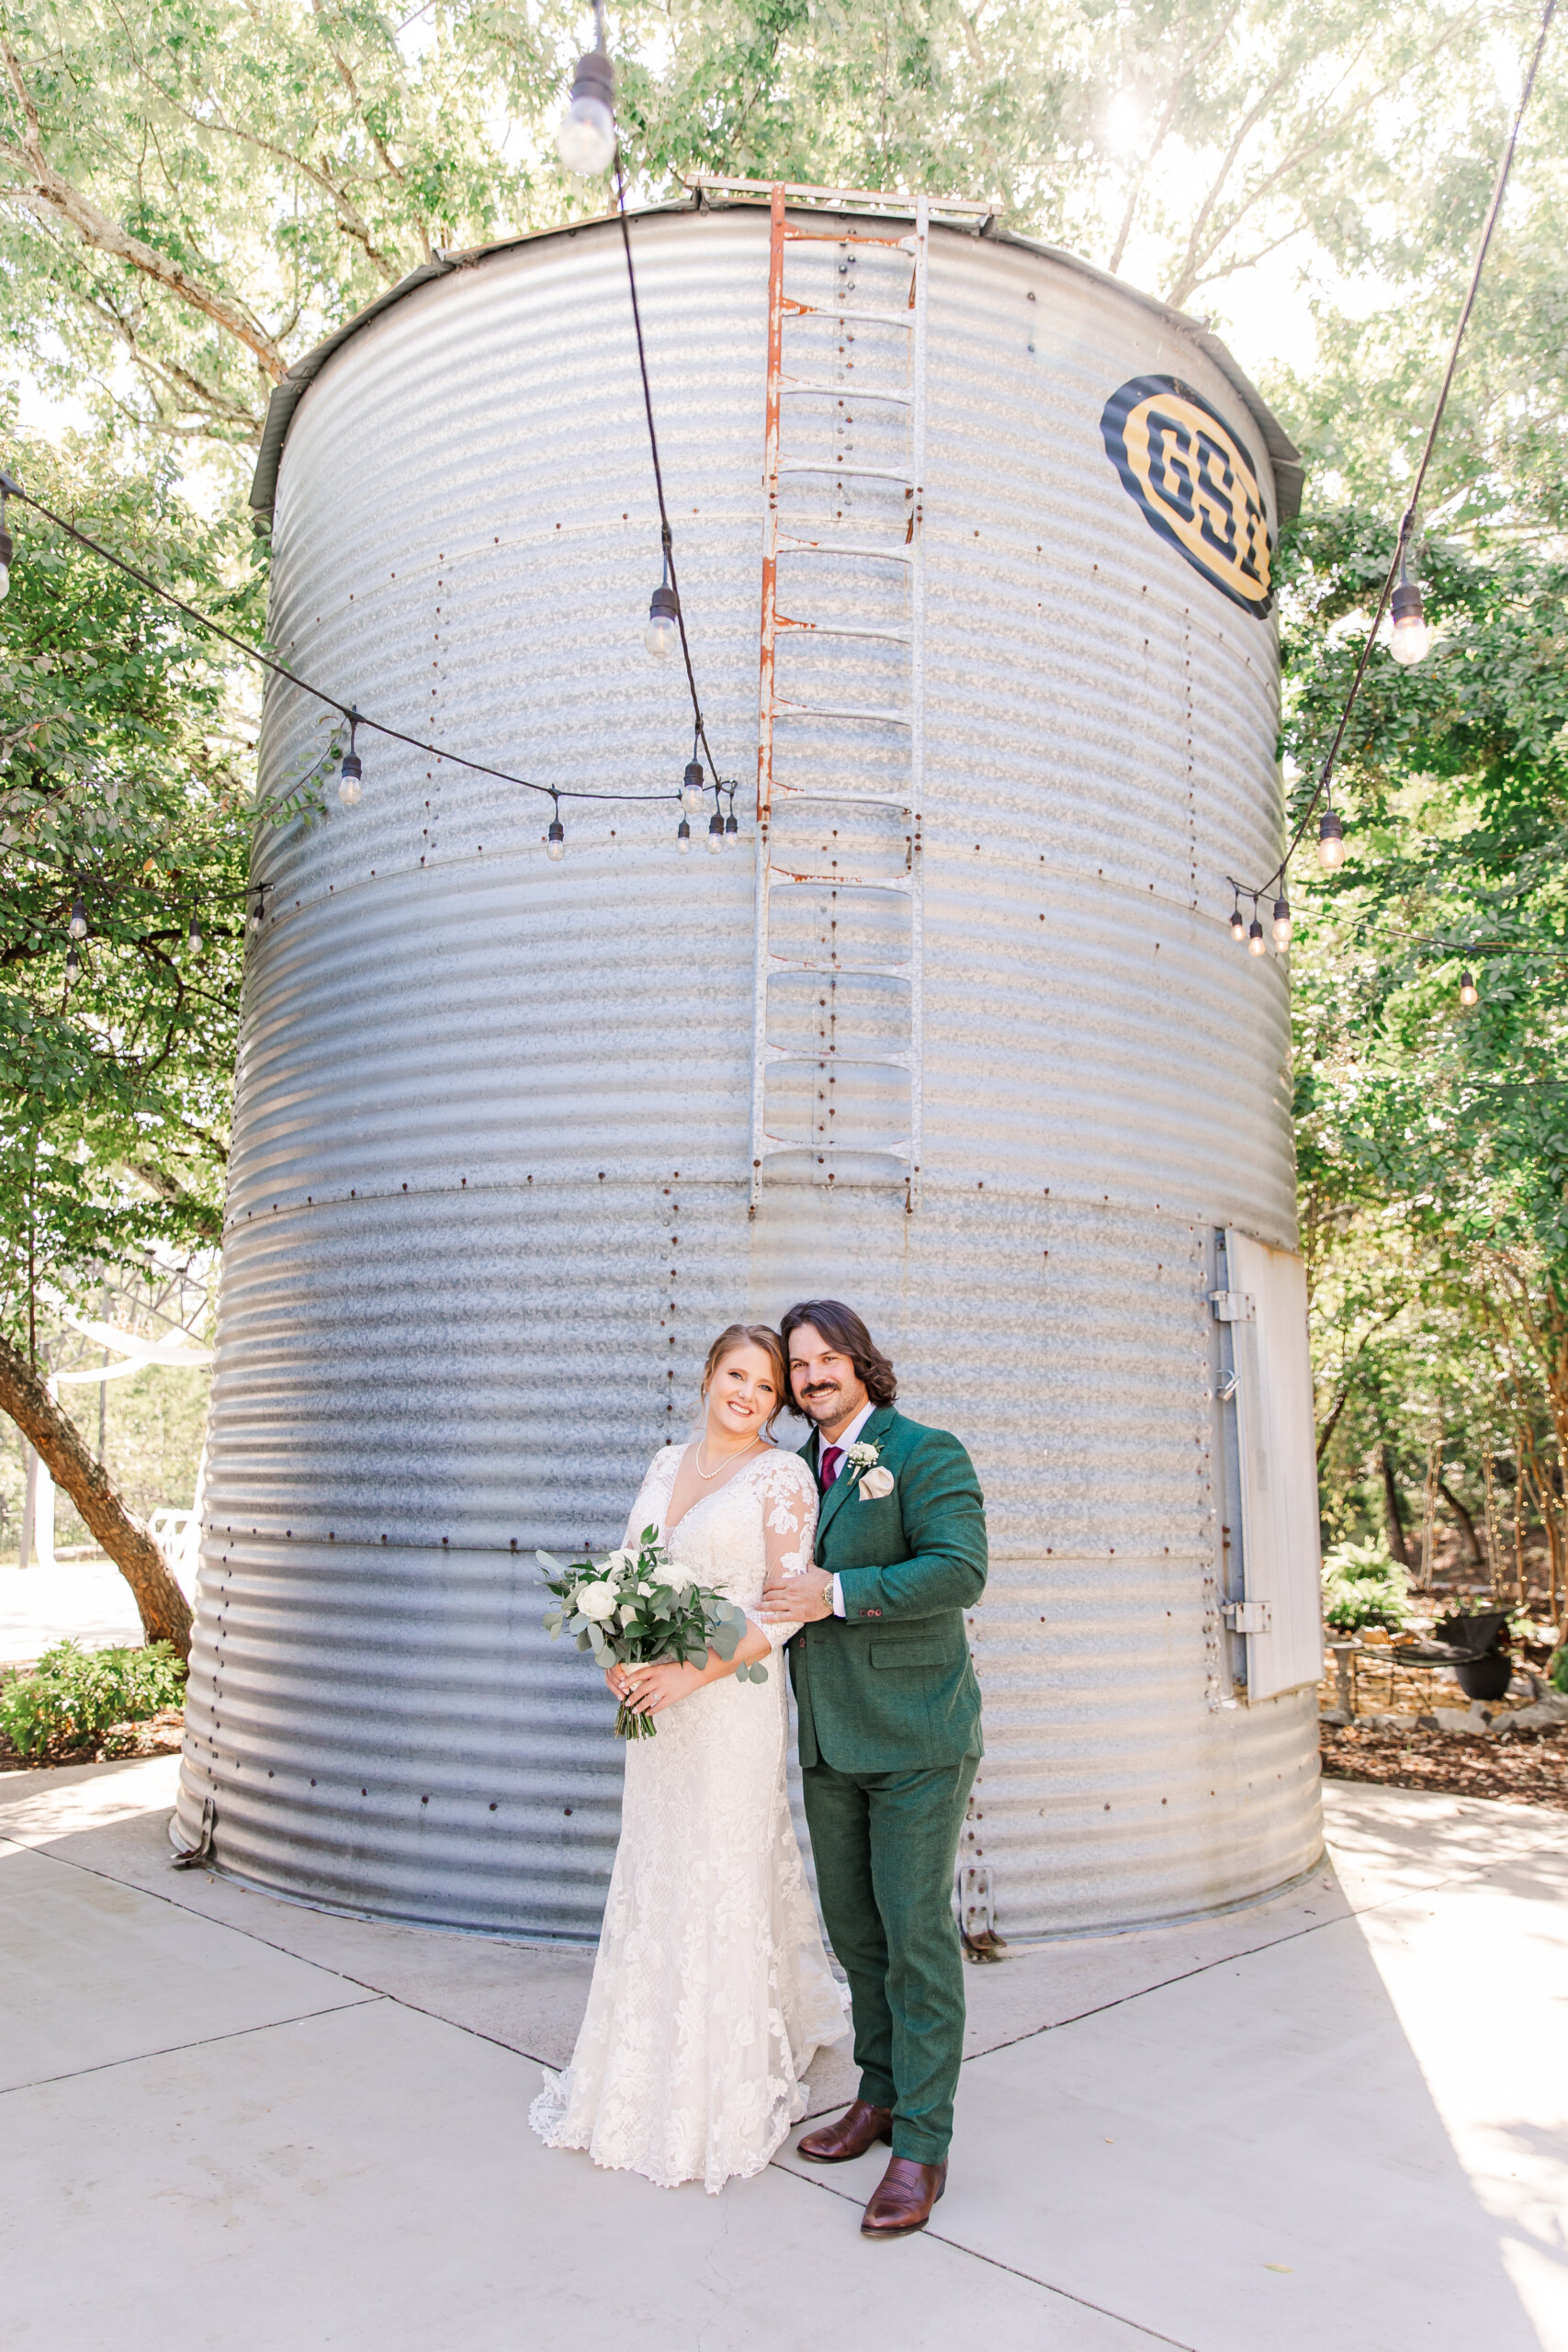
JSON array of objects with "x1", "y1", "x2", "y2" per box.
[{"x1": 700, "y1": 1323, "x2": 790, "y2": 1438}]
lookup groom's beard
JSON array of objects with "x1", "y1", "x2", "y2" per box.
[{"x1": 798, "y1": 1383, "x2": 854, "y2": 1426}]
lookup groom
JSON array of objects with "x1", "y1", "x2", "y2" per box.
[{"x1": 758, "y1": 1299, "x2": 987, "y2": 2240}]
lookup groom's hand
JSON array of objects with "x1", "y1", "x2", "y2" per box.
[{"x1": 758, "y1": 1568, "x2": 833, "y2": 1623}]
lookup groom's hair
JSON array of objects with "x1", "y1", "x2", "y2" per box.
[{"x1": 779, "y1": 1300, "x2": 897, "y2": 1408}]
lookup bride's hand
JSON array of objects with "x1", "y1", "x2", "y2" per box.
[{"x1": 620, "y1": 1659, "x2": 705, "y2": 1717}]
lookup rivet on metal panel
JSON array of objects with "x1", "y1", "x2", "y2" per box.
[{"x1": 422, "y1": 1795, "x2": 429, "y2": 1804}]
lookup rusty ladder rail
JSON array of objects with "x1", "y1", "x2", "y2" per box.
[{"x1": 750, "y1": 184, "x2": 928, "y2": 1214}]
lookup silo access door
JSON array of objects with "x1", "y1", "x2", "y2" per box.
[{"x1": 1219, "y1": 1231, "x2": 1325, "y2": 1702}]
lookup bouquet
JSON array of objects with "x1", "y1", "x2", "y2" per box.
[{"x1": 538, "y1": 1523, "x2": 768, "y2": 1739}]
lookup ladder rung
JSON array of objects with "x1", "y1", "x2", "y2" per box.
[
  {"x1": 771, "y1": 695, "x2": 911, "y2": 728},
  {"x1": 784, "y1": 301, "x2": 914, "y2": 329},
  {"x1": 776, "y1": 533, "x2": 914, "y2": 565},
  {"x1": 776, "y1": 461, "x2": 914, "y2": 484},
  {"x1": 768, "y1": 956, "x2": 914, "y2": 978},
  {"x1": 758, "y1": 1136, "x2": 912, "y2": 1158},
  {"x1": 768, "y1": 865, "x2": 911, "y2": 893},
  {"x1": 771, "y1": 786, "x2": 913, "y2": 808},
  {"x1": 779, "y1": 382, "x2": 913, "y2": 405},
  {"x1": 764, "y1": 1046, "x2": 914, "y2": 1068},
  {"x1": 775, "y1": 617, "x2": 911, "y2": 645}
]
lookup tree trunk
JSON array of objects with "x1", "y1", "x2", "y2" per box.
[
  {"x1": 1379, "y1": 1436, "x2": 1410, "y2": 1567},
  {"x1": 0, "y1": 1332, "x2": 192, "y2": 1658},
  {"x1": 1438, "y1": 1476, "x2": 1485, "y2": 1572}
]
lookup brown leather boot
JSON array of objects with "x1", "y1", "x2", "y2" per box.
[
  {"x1": 860, "y1": 2154, "x2": 948, "y2": 2238},
  {"x1": 795, "y1": 2098, "x2": 895, "y2": 2163}
]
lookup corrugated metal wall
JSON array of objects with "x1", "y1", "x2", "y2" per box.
[{"x1": 177, "y1": 203, "x2": 1321, "y2": 1937}]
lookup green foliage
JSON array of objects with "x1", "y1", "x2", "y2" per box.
[
  {"x1": 0, "y1": 1637, "x2": 186, "y2": 1756},
  {"x1": 1321, "y1": 1537, "x2": 1412, "y2": 1633},
  {"x1": 0, "y1": 427, "x2": 271, "y2": 1336}
]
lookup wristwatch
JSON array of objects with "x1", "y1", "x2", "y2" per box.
[{"x1": 820, "y1": 1576, "x2": 835, "y2": 1614}]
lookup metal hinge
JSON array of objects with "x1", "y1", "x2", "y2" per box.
[
  {"x1": 1209, "y1": 1289, "x2": 1256, "y2": 1323},
  {"x1": 1223, "y1": 1600, "x2": 1272, "y2": 1634}
]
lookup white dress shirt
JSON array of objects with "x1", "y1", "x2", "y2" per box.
[{"x1": 818, "y1": 1401, "x2": 876, "y2": 1618}]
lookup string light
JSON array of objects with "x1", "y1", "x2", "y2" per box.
[
  {"x1": 724, "y1": 786, "x2": 739, "y2": 847},
  {"x1": 557, "y1": 10, "x2": 616, "y2": 179},
  {"x1": 681, "y1": 758, "x2": 706, "y2": 816},
  {"x1": 64, "y1": 943, "x2": 80, "y2": 982},
  {"x1": 1389, "y1": 552, "x2": 1430, "y2": 667},
  {"x1": 1317, "y1": 802, "x2": 1345, "y2": 870},
  {"x1": 68, "y1": 896, "x2": 88, "y2": 940},
  {"x1": 547, "y1": 796, "x2": 566, "y2": 863},
  {"x1": 1459, "y1": 969, "x2": 1480, "y2": 1007},
  {"x1": 1228, "y1": 891, "x2": 1246, "y2": 944},
  {"x1": 249, "y1": 885, "x2": 267, "y2": 931},
  {"x1": 706, "y1": 810, "x2": 725, "y2": 854},
  {"x1": 1272, "y1": 894, "x2": 1292, "y2": 949},
  {"x1": 676, "y1": 816, "x2": 692, "y2": 855},
  {"x1": 186, "y1": 910, "x2": 203, "y2": 957},
  {"x1": 337, "y1": 711, "x2": 364, "y2": 807},
  {"x1": 1247, "y1": 903, "x2": 1267, "y2": 956},
  {"x1": 0, "y1": 471, "x2": 13, "y2": 602},
  {"x1": 646, "y1": 529, "x2": 680, "y2": 659}
]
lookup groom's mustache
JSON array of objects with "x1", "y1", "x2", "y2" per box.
[{"x1": 801, "y1": 1382, "x2": 840, "y2": 1397}]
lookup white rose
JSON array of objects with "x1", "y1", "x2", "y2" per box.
[
  {"x1": 859, "y1": 1466, "x2": 896, "y2": 1499},
  {"x1": 577, "y1": 1581, "x2": 618, "y2": 1622},
  {"x1": 605, "y1": 1548, "x2": 637, "y2": 1578},
  {"x1": 664, "y1": 1567, "x2": 692, "y2": 1597}
]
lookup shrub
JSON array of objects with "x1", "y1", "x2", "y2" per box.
[
  {"x1": 0, "y1": 1640, "x2": 186, "y2": 1758},
  {"x1": 1321, "y1": 1537, "x2": 1412, "y2": 1634}
]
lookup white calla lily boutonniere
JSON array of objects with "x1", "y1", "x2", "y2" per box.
[{"x1": 843, "y1": 1439, "x2": 895, "y2": 1500}]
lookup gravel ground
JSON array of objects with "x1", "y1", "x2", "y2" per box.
[{"x1": 1320, "y1": 1719, "x2": 1568, "y2": 1811}]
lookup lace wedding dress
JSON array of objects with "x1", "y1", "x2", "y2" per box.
[{"x1": 529, "y1": 1443, "x2": 848, "y2": 2193}]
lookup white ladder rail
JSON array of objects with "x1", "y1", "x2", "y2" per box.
[{"x1": 750, "y1": 187, "x2": 928, "y2": 1213}]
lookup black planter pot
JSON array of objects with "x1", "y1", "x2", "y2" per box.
[{"x1": 1454, "y1": 1654, "x2": 1512, "y2": 1702}]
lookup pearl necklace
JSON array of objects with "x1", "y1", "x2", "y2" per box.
[{"x1": 694, "y1": 1433, "x2": 761, "y2": 1480}]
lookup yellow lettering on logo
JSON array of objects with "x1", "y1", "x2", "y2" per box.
[{"x1": 1122, "y1": 393, "x2": 1271, "y2": 609}]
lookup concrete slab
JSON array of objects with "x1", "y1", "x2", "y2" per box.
[
  {"x1": 4, "y1": 1758, "x2": 1564, "y2": 2350},
  {"x1": 0, "y1": 1560, "x2": 148, "y2": 1661},
  {"x1": 0, "y1": 1840, "x2": 378, "y2": 2091},
  {"x1": 0, "y1": 1997, "x2": 1145, "y2": 2352}
]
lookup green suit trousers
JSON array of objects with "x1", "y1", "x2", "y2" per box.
[{"x1": 803, "y1": 1749, "x2": 977, "y2": 2165}]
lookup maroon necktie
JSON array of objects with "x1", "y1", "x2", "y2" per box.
[{"x1": 820, "y1": 1444, "x2": 843, "y2": 1491}]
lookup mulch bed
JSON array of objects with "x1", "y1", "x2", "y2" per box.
[
  {"x1": 1321, "y1": 1720, "x2": 1568, "y2": 1812},
  {"x1": 0, "y1": 1707, "x2": 186, "y2": 1774}
]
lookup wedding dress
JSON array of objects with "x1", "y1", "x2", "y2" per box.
[{"x1": 529, "y1": 1443, "x2": 848, "y2": 2193}]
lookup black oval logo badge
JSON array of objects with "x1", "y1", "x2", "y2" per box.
[{"x1": 1100, "y1": 375, "x2": 1274, "y2": 617}]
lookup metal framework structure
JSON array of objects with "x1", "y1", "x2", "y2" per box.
[{"x1": 748, "y1": 183, "x2": 945, "y2": 1214}]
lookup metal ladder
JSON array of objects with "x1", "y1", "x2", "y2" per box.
[{"x1": 747, "y1": 183, "x2": 936, "y2": 1215}]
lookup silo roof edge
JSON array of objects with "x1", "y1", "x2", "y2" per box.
[{"x1": 248, "y1": 198, "x2": 1303, "y2": 526}]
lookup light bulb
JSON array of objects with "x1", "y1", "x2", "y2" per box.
[
  {"x1": 724, "y1": 812, "x2": 739, "y2": 846},
  {"x1": 1459, "y1": 970, "x2": 1479, "y2": 1007},
  {"x1": 1247, "y1": 916, "x2": 1266, "y2": 956},
  {"x1": 645, "y1": 582, "x2": 680, "y2": 660},
  {"x1": 706, "y1": 812, "x2": 724, "y2": 854},
  {"x1": 1318, "y1": 808, "x2": 1345, "y2": 868},
  {"x1": 65, "y1": 943, "x2": 80, "y2": 981},
  {"x1": 676, "y1": 818, "x2": 692, "y2": 855},
  {"x1": 547, "y1": 816, "x2": 566, "y2": 863},
  {"x1": 186, "y1": 920, "x2": 203, "y2": 957},
  {"x1": 0, "y1": 521, "x2": 11, "y2": 601},
  {"x1": 1229, "y1": 907, "x2": 1246, "y2": 943},
  {"x1": 1272, "y1": 895, "x2": 1292, "y2": 948},
  {"x1": 681, "y1": 761, "x2": 705, "y2": 816},
  {"x1": 69, "y1": 896, "x2": 88, "y2": 940},
  {"x1": 249, "y1": 900, "x2": 263, "y2": 931},
  {"x1": 1389, "y1": 578, "x2": 1429, "y2": 667},
  {"x1": 338, "y1": 750, "x2": 363, "y2": 808},
  {"x1": 556, "y1": 50, "x2": 615, "y2": 176}
]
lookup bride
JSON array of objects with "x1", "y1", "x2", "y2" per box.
[{"x1": 530, "y1": 1321, "x2": 847, "y2": 2193}]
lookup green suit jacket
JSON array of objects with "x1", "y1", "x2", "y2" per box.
[{"x1": 788, "y1": 1405, "x2": 987, "y2": 1772}]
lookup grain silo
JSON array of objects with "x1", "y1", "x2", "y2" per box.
[{"x1": 175, "y1": 183, "x2": 1324, "y2": 1940}]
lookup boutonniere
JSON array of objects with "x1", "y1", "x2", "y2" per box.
[{"x1": 844, "y1": 1440, "x2": 895, "y2": 1500}]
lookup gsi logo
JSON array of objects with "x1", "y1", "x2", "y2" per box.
[{"x1": 1100, "y1": 376, "x2": 1275, "y2": 617}]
